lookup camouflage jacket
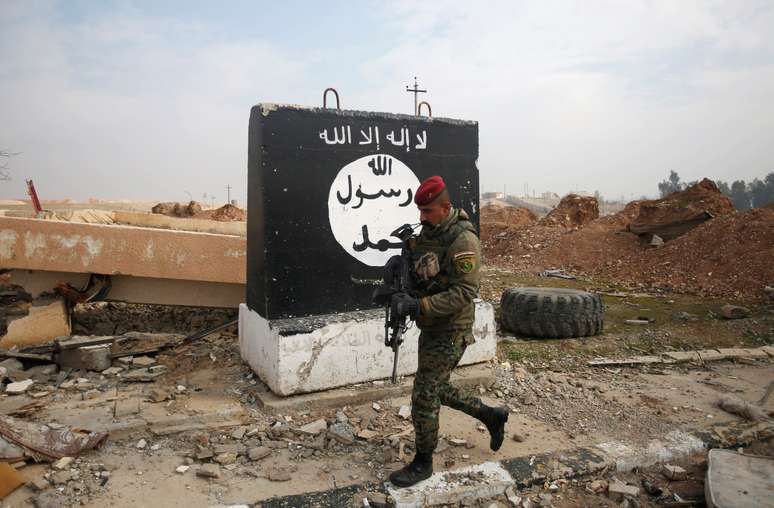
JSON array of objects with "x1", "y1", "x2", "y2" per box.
[{"x1": 410, "y1": 208, "x2": 481, "y2": 338}]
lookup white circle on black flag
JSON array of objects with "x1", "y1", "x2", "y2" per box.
[{"x1": 328, "y1": 154, "x2": 420, "y2": 267}]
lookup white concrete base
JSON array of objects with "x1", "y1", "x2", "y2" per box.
[
  {"x1": 386, "y1": 461, "x2": 513, "y2": 508},
  {"x1": 239, "y1": 300, "x2": 497, "y2": 396}
]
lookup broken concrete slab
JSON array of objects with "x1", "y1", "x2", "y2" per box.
[
  {"x1": 706, "y1": 449, "x2": 774, "y2": 508},
  {"x1": 608, "y1": 481, "x2": 639, "y2": 501},
  {"x1": 0, "y1": 299, "x2": 70, "y2": 349},
  {"x1": 5, "y1": 379, "x2": 34, "y2": 395},
  {"x1": 661, "y1": 464, "x2": 687, "y2": 480},
  {"x1": 56, "y1": 344, "x2": 112, "y2": 372},
  {"x1": 297, "y1": 418, "x2": 327, "y2": 435},
  {"x1": 386, "y1": 461, "x2": 513, "y2": 507},
  {"x1": 196, "y1": 464, "x2": 220, "y2": 479}
]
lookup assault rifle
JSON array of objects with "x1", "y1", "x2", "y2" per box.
[{"x1": 372, "y1": 223, "x2": 417, "y2": 384}]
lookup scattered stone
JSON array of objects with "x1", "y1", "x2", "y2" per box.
[
  {"x1": 115, "y1": 397, "x2": 142, "y2": 417},
  {"x1": 177, "y1": 384, "x2": 187, "y2": 392},
  {"x1": 27, "y1": 477, "x2": 50, "y2": 492},
  {"x1": 213, "y1": 443, "x2": 245, "y2": 455},
  {"x1": 372, "y1": 402, "x2": 381, "y2": 411},
  {"x1": 196, "y1": 464, "x2": 221, "y2": 479},
  {"x1": 51, "y1": 471, "x2": 71, "y2": 486},
  {"x1": 608, "y1": 481, "x2": 640, "y2": 502},
  {"x1": 505, "y1": 486, "x2": 522, "y2": 507},
  {"x1": 512, "y1": 433, "x2": 526, "y2": 443},
  {"x1": 150, "y1": 444, "x2": 161, "y2": 451},
  {"x1": 327, "y1": 422, "x2": 355, "y2": 445},
  {"x1": 175, "y1": 465, "x2": 189, "y2": 474},
  {"x1": 0, "y1": 358, "x2": 24, "y2": 371},
  {"x1": 102, "y1": 367, "x2": 124, "y2": 376},
  {"x1": 365, "y1": 492, "x2": 389, "y2": 508},
  {"x1": 82, "y1": 389, "x2": 100, "y2": 400},
  {"x1": 136, "y1": 439, "x2": 147, "y2": 449},
  {"x1": 719, "y1": 304, "x2": 749, "y2": 320},
  {"x1": 661, "y1": 464, "x2": 687, "y2": 480},
  {"x1": 649, "y1": 234, "x2": 664, "y2": 247},
  {"x1": 5, "y1": 379, "x2": 34, "y2": 394},
  {"x1": 248, "y1": 447, "x2": 271, "y2": 461},
  {"x1": 449, "y1": 438, "x2": 468, "y2": 447},
  {"x1": 25, "y1": 364, "x2": 58, "y2": 378},
  {"x1": 132, "y1": 356, "x2": 156, "y2": 367},
  {"x1": 147, "y1": 388, "x2": 170, "y2": 403},
  {"x1": 195, "y1": 446, "x2": 213, "y2": 460},
  {"x1": 267, "y1": 467, "x2": 292, "y2": 482},
  {"x1": 398, "y1": 405, "x2": 411, "y2": 419},
  {"x1": 298, "y1": 418, "x2": 328, "y2": 435},
  {"x1": 214, "y1": 452, "x2": 237, "y2": 465},
  {"x1": 586, "y1": 479, "x2": 608, "y2": 494},
  {"x1": 33, "y1": 491, "x2": 67, "y2": 508},
  {"x1": 231, "y1": 427, "x2": 246, "y2": 440},
  {"x1": 52, "y1": 457, "x2": 74, "y2": 470}
]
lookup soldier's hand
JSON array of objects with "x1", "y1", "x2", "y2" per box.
[{"x1": 391, "y1": 292, "x2": 419, "y2": 319}]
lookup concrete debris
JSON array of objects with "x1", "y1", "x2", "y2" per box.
[
  {"x1": 719, "y1": 304, "x2": 750, "y2": 320},
  {"x1": 608, "y1": 481, "x2": 640, "y2": 501},
  {"x1": 0, "y1": 414, "x2": 107, "y2": 463},
  {"x1": 135, "y1": 439, "x2": 147, "y2": 450},
  {"x1": 196, "y1": 464, "x2": 220, "y2": 479},
  {"x1": 449, "y1": 438, "x2": 468, "y2": 447},
  {"x1": 132, "y1": 356, "x2": 156, "y2": 367},
  {"x1": 398, "y1": 405, "x2": 411, "y2": 420},
  {"x1": 114, "y1": 398, "x2": 141, "y2": 418},
  {"x1": 335, "y1": 410, "x2": 348, "y2": 423},
  {"x1": 247, "y1": 447, "x2": 271, "y2": 461},
  {"x1": 101, "y1": 367, "x2": 123, "y2": 376},
  {"x1": 146, "y1": 388, "x2": 170, "y2": 403},
  {"x1": 175, "y1": 465, "x2": 189, "y2": 474},
  {"x1": 661, "y1": 464, "x2": 687, "y2": 481},
  {"x1": 0, "y1": 359, "x2": 24, "y2": 371},
  {"x1": 230, "y1": 427, "x2": 246, "y2": 440},
  {"x1": 356, "y1": 429, "x2": 379, "y2": 440},
  {"x1": 327, "y1": 422, "x2": 355, "y2": 445},
  {"x1": 52, "y1": 457, "x2": 74, "y2": 470},
  {"x1": 297, "y1": 418, "x2": 328, "y2": 435},
  {"x1": 649, "y1": 234, "x2": 664, "y2": 247},
  {"x1": 267, "y1": 467, "x2": 292, "y2": 482},
  {"x1": 372, "y1": 402, "x2": 381, "y2": 411},
  {"x1": 27, "y1": 477, "x2": 50, "y2": 492},
  {"x1": 586, "y1": 479, "x2": 608, "y2": 494},
  {"x1": 57, "y1": 344, "x2": 111, "y2": 372},
  {"x1": 214, "y1": 452, "x2": 237, "y2": 465},
  {"x1": 33, "y1": 491, "x2": 67, "y2": 508},
  {"x1": 5, "y1": 379, "x2": 34, "y2": 394}
]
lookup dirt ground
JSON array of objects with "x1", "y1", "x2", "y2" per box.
[{"x1": 2, "y1": 271, "x2": 772, "y2": 508}]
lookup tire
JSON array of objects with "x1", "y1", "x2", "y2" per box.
[{"x1": 499, "y1": 287, "x2": 603, "y2": 339}]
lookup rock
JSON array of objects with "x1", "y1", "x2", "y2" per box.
[
  {"x1": 505, "y1": 486, "x2": 521, "y2": 507},
  {"x1": 52, "y1": 457, "x2": 74, "y2": 470},
  {"x1": 27, "y1": 477, "x2": 50, "y2": 492},
  {"x1": 398, "y1": 405, "x2": 411, "y2": 419},
  {"x1": 248, "y1": 447, "x2": 271, "y2": 461},
  {"x1": 512, "y1": 433, "x2": 526, "y2": 443},
  {"x1": 147, "y1": 388, "x2": 170, "y2": 403},
  {"x1": 214, "y1": 452, "x2": 237, "y2": 465},
  {"x1": 196, "y1": 464, "x2": 220, "y2": 479},
  {"x1": 267, "y1": 467, "x2": 292, "y2": 482},
  {"x1": 136, "y1": 439, "x2": 147, "y2": 449},
  {"x1": 25, "y1": 364, "x2": 58, "y2": 378},
  {"x1": 231, "y1": 427, "x2": 246, "y2": 440},
  {"x1": 372, "y1": 402, "x2": 381, "y2": 411},
  {"x1": 150, "y1": 444, "x2": 161, "y2": 451},
  {"x1": 449, "y1": 438, "x2": 468, "y2": 447},
  {"x1": 335, "y1": 410, "x2": 348, "y2": 423},
  {"x1": 608, "y1": 481, "x2": 640, "y2": 502},
  {"x1": 661, "y1": 464, "x2": 687, "y2": 480},
  {"x1": 719, "y1": 305, "x2": 749, "y2": 320},
  {"x1": 33, "y1": 491, "x2": 67, "y2": 508},
  {"x1": 195, "y1": 446, "x2": 213, "y2": 460},
  {"x1": 586, "y1": 479, "x2": 608, "y2": 494},
  {"x1": 0, "y1": 358, "x2": 24, "y2": 371},
  {"x1": 102, "y1": 367, "x2": 124, "y2": 376},
  {"x1": 132, "y1": 356, "x2": 156, "y2": 366},
  {"x1": 649, "y1": 234, "x2": 664, "y2": 247},
  {"x1": 298, "y1": 418, "x2": 328, "y2": 435},
  {"x1": 365, "y1": 492, "x2": 389, "y2": 508},
  {"x1": 327, "y1": 422, "x2": 355, "y2": 445},
  {"x1": 5, "y1": 379, "x2": 34, "y2": 394},
  {"x1": 213, "y1": 443, "x2": 245, "y2": 455},
  {"x1": 51, "y1": 471, "x2": 71, "y2": 485},
  {"x1": 175, "y1": 465, "x2": 189, "y2": 474}
]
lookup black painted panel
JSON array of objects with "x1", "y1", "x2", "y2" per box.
[{"x1": 247, "y1": 105, "x2": 479, "y2": 319}]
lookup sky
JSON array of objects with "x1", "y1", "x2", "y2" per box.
[{"x1": 1, "y1": 0, "x2": 773, "y2": 204}]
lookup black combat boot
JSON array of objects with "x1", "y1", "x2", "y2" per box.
[
  {"x1": 388, "y1": 453, "x2": 433, "y2": 488},
  {"x1": 479, "y1": 404, "x2": 509, "y2": 451}
]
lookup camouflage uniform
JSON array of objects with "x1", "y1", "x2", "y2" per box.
[{"x1": 409, "y1": 207, "x2": 484, "y2": 457}]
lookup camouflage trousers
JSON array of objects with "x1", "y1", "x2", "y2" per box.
[{"x1": 412, "y1": 330, "x2": 483, "y2": 457}]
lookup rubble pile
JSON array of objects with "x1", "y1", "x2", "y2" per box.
[
  {"x1": 629, "y1": 179, "x2": 735, "y2": 241},
  {"x1": 481, "y1": 180, "x2": 774, "y2": 298},
  {"x1": 151, "y1": 200, "x2": 203, "y2": 217},
  {"x1": 538, "y1": 194, "x2": 599, "y2": 228},
  {"x1": 72, "y1": 302, "x2": 237, "y2": 335},
  {"x1": 206, "y1": 203, "x2": 247, "y2": 222}
]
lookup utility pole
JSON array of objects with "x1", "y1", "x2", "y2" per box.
[
  {"x1": 226, "y1": 184, "x2": 232, "y2": 203},
  {"x1": 405, "y1": 77, "x2": 427, "y2": 115}
]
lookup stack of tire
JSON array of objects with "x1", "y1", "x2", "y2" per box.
[{"x1": 500, "y1": 287, "x2": 603, "y2": 339}]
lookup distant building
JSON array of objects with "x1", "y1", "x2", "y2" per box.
[
  {"x1": 482, "y1": 192, "x2": 504, "y2": 199},
  {"x1": 541, "y1": 192, "x2": 559, "y2": 199}
]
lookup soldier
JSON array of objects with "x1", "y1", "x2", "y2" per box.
[{"x1": 388, "y1": 175, "x2": 509, "y2": 488}]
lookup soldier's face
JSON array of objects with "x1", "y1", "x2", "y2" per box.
[{"x1": 418, "y1": 201, "x2": 451, "y2": 227}]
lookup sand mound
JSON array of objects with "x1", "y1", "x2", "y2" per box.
[{"x1": 539, "y1": 194, "x2": 599, "y2": 228}]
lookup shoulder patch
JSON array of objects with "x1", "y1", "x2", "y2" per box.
[
  {"x1": 453, "y1": 251, "x2": 476, "y2": 260},
  {"x1": 454, "y1": 252, "x2": 477, "y2": 274}
]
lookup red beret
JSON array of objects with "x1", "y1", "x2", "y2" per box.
[{"x1": 414, "y1": 176, "x2": 446, "y2": 206}]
